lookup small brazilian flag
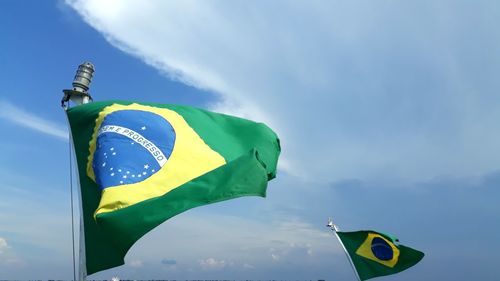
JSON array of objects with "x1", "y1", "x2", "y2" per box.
[
  {"x1": 337, "y1": 230, "x2": 424, "y2": 280},
  {"x1": 67, "y1": 101, "x2": 280, "y2": 275}
]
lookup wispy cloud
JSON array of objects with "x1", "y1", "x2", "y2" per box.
[
  {"x1": 117, "y1": 212, "x2": 338, "y2": 275},
  {"x1": 0, "y1": 100, "x2": 68, "y2": 141},
  {"x1": 66, "y1": 0, "x2": 500, "y2": 182}
]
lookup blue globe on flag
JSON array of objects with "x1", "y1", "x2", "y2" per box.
[
  {"x1": 371, "y1": 237, "x2": 394, "y2": 261},
  {"x1": 91, "y1": 110, "x2": 176, "y2": 189}
]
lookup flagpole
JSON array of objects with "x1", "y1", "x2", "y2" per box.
[
  {"x1": 62, "y1": 62, "x2": 95, "y2": 281},
  {"x1": 327, "y1": 218, "x2": 362, "y2": 281}
]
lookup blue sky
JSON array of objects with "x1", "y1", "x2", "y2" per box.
[{"x1": 1, "y1": 0, "x2": 500, "y2": 280}]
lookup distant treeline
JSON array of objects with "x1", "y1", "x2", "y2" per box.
[{"x1": 0, "y1": 279, "x2": 325, "y2": 281}]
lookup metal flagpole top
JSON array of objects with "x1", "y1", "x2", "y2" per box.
[
  {"x1": 62, "y1": 62, "x2": 95, "y2": 109},
  {"x1": 327, "y1": 217, "x2": 339, "y2": 232},
  {"x1": 327, "y1": 218, "x2": 362, "y2": 281}
]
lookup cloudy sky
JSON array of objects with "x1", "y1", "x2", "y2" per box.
[{"x1": 1, "y1": 0, "x2": 499, "y2": 280}]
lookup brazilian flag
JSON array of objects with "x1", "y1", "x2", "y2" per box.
[
  {"x1": 67, "y1": 101, "x2": 280, "y2": 275},
  {"x1": 337, "y1": 230, "x2": 424, "y2": 280}
]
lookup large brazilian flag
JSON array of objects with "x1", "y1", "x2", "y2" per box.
[
  {"x1": 67, "y1": 101, "x2": 281, "y2": 275},
  {"x1": 337, "y1": 230, "x2": 424, "y2": 280}
]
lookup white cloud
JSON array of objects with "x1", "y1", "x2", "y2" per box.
[
  {"x1": 0, "y1": 237, "x2": 7, "y2": 253},
  {"x1": 65, "y1": 0, "x2": 500, "y2": 182},
  {"x1": 128, "y1": 259, "x2": 143, "y2": 268},
  {"x1": 199, "y1": 257, "x2": 227, "y2": 270},
  {"x1": 243, "y1": 263, "x2": 254, "y2": 269},
  {"x1": 270, "y1": 253, "x2": 279, "y2": 262},
  {"x1": 0, "y1": 237, "x2": 25, "y2": 269},
  {"x1": 269, "y1": 241, "x2": 314, "y2": 263},
  {"x1": 122, "y1": 211, "x2": 339, "y2": 273},
  {"x1": 0, "y1": 100, "x2": 68, "y2": 141}
]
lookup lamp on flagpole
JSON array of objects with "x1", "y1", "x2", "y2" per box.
[{"x1": 62, "y1": 62, "x2": 95, "y2": 108}]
